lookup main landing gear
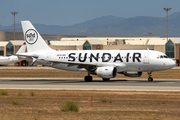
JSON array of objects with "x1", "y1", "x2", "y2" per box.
[
  {"x1": 102, "y1": 78, "x2": 110, "y2": 82},
  {"x1": 84, "y1": 71, "x2": 111, "y2": 82},
  {"x1": 84, "y1": 76, "x2": 92, "y2": 82},
  {"x1": 147, "y1": 71, "x2": 153, "y2": 82},
  {"x1": 84, "y1": 71, "x2": 93, "y2": 82}
]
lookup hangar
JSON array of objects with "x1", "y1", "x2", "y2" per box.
[
  {"x1": 0, "y1": 41, "x2": 8, "y2": 56},
  {"x1": 6, "y1": 40, "x2": 25, "y2": 55},
  {"x1": 49, "y1": 40, "x2": 92, "y2": 50}
]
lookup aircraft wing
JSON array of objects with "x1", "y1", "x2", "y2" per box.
[
  {"x1": 42, "y1": 59, "x2": 126, "y2": 71},
  {"x1": 15, "y1": 53, "x2": 38, "y2": 58},
  {"x1": 15, "y1": 53, "x2": 38, "y2": 63}
]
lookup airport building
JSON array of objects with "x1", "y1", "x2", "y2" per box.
[{"x1": 0, "y1": 31, "x2": 180, "y2": 66}]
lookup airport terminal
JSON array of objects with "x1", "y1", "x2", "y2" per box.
[{"x1": 0, "y1": 31, "x2": 180, "y2": 66}]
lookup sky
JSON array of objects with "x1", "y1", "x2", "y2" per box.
[{"x1": 0, "y1": 0, "x2": 179, "y2": 26}]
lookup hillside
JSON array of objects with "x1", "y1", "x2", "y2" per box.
[{"x1": 1, "y1": 12, "x2": 180, "y2": 36}]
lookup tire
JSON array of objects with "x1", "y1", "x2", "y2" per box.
[
  {"x1": 148, "y1": 77, "x2": 153, "y2": 82},
  {"x1": 84, "y1": 76, "x2": 92, "y2": 82},
  {"x1": 102, "y1": 78, "x2": 110, "y2": 82}
]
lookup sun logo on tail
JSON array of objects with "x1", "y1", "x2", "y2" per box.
[{"x1": 25, "y1": 29, "x2": 38, "y2": 44}]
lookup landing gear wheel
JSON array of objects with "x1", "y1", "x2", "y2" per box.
[
  {"x1": 147, "y1": 71, "x2": 153, "y2": 82},
  {"x1": 148, "y1": 77, "x2": 153, "y2": 82},
  {"x1": 84, "y1": 76, "x2": 93, "y2": 82},
  {"x1": 102, "y1": 78, "x2": 110, "y2": 82}
]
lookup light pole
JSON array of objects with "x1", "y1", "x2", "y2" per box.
[
  {"x1": 11, "y1": 12, "x2": 18, "y2": 40},
  {"x1": 163, "y1": 8, "x2": 171, "y2": 41}
]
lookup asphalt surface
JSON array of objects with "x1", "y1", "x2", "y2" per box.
[
  {"x1": 0, "y1": 66, "x2": 179, "y2": 69},
  {"x1": 0, "y1": 78, "x2": 180, "y2": 91}
]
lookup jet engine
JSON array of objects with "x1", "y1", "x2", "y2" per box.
[
  {"x1": 123, "y1": 71, "x2": 142, "y2": 77},
  {"x1": 95, "y1": 66, "x2": 117, "y2": 78}
]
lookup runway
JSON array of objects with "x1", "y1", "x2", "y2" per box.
[{"x1": 0, "y1": 78, "x2": 180, "y2": 91}]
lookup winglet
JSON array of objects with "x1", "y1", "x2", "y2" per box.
[{"x1": 16, "y1": 42, "x2": 27, "y2": 54}]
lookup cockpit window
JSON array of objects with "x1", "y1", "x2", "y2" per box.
[
  {"x1": 158, "y1": 55, "x2": 169, "y2": 59},
  {"x1": 164, "y1": 55, "x2": 168, "y2": 58}
]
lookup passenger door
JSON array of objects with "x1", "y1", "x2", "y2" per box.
[{"x1": 143, "y1": 52, "x2": 150, "y2": 64}]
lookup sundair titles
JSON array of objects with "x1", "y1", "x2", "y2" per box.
[{"x1": 67, "y1": 53, "x2": 141, "y2": 63}]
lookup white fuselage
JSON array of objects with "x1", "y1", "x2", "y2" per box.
[
  {"x1": 30, "y1": 49, "x2": 175, "y2": 72},
  {"x1": 0, "y1": 56, "x2": 20, "y2": 65}
]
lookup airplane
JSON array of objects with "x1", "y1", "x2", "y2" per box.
[
  {"x1": 0, "y1": 42, "x2": 27, "y2": 65},
  {"x1": 17, "y1": 21, "x2": 176, "y2": 82}
]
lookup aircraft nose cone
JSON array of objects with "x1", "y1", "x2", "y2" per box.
[{"x1": 168, "y1": 60, "x2": 176, "y2": 69}]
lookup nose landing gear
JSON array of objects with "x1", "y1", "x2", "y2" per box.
[{"x1": 147, "y1": 71, "x2": 153, "y2": 82}]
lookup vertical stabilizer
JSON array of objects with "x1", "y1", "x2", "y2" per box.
[
  {"x1": 16, "y1": 42, "x2": 26, "y2": 54},
  {"x1": 21, "y1": 21, "x2": 52, "y2": 52}
]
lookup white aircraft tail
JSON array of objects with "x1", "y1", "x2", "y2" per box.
[
  {"x1": 16, "y1": 42, "x2": 26, "y2": 54},
  {"x1": 21, "y1": 21, "x2": 53, "y2": 52}
]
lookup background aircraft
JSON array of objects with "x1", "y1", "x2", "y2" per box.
[
  {"x1": 0, "y1": 42, "x2": 27, "y2": 65},
  {"x1": 17, "y1": 21, "x2": 175, "y2": 82}
]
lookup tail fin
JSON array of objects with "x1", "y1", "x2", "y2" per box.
[
  {"x1": 16, "y1": 42, "x2": 26, "y2": 54},
  {"x1": 21, "y1": 21, "x2": 52, "y2": 52}
]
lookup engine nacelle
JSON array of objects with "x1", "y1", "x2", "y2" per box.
[
  {"x1": 123, "y1": 71, "x2": 142, "y2": 77},
  {"x1": 95, "y1": 66, "x2": 117, "y2": 78}
]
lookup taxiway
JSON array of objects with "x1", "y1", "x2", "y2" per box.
[{"x1": 0, "y1": 78, "x2": 180, "y2": 91}]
